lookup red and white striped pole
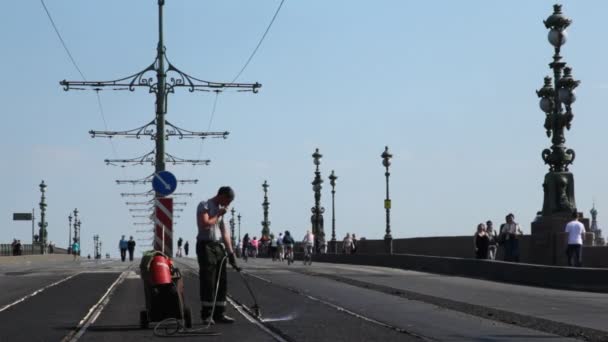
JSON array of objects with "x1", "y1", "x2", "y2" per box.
[{"x1": 154, "y1": 197, "x2": 173, "y2": 257}]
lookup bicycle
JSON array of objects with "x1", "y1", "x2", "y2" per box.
[
  {"x1": 285, "y1": 245, "x2": 294, "y2": 265},
  {"x1": 303, "y1": 244, "x2": 313, "y2": 266},
  {"x1": 242, "y1": 246, "x2": 248, "y2": 263}
]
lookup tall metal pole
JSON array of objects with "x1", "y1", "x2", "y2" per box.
[
  {"x1": 31, "y1": 208, "x2": 35, "y2": 246},
  {"x1": 68, "y1": 214, "x2": 72, "y2": 252},
  {"x1": 382, "y1": 146, "x2": 393, "y2": 254},
  {"x1": 237, "y1": 213, "x2": 242, "y2": 243},
  {"x1": 155, "y1": 0, "x2": 166, "y2": 175},
  {"x1": 230, "y1": 207, "x2": 236, "y2": 249},
  {"x1": 38, "y1": 181, "x2": 48, "y2": 254},
  {"x1": 329, "y1": 170, "x2": 338, "y2": 254}
]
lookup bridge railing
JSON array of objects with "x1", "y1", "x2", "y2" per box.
[{"x1": 0, "y1": 243, "x2": 68, "y2": 256}]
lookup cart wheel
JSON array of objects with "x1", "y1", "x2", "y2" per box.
[
  {"x1": 139, "y1": 310, "x2": 149, "y2": 329},
  {"x1": 184, "y1": 307, "x2": 192, "y2": 328}
]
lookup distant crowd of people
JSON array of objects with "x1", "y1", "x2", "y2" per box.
[
  {"x1": 473, "y1": 213, "x2": 524, "y2": 262},
  {"x1": 10, "y1": 239, "x2": 22, "y2": 256}
]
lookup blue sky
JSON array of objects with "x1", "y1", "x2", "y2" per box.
[{"x1": 2, "y1": 1, "x2": 607, "y2": 256}]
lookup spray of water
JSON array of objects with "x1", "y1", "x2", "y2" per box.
[{"x1": 260, "y1": 313, "x2": 298, "y2": 323}]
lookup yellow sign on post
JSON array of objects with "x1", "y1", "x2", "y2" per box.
[{"x1": 384, "y1": 200, "x2": 391, "y2": 209}]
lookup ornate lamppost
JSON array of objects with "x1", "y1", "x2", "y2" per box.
[
  {"x1": 328, "y1": 170, "x2": 338, "y2": 254},
  {"x1": 381, "y1": 146, "x2": 393, "y2": 254},
  {"x1": 261, "y1": 181, "x2": 271, "y2": 238},
  {"x1": 68, "y1": 214, "x2": 72, "y2": 253},
  {"x1": 532, "y1": 4, "x2": 587, "y2": 265},
  {"x1": 230, "y1": 207, "x2": 236, "y2": 249},
  {"x1": 38, "y1": 181, "x2": 48, "y2": 253},
  {"x1": 311, "y1": 149, "x2": 326, "y2": 254},
  {"x1": 73, "y1": 208, "x2": 81, "y2": 255},
  {"x1": 536, "y1": 4, "x2": 580, "y2": 216}
]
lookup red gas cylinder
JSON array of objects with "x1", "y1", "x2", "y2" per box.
[{"x1": 149, "y1": 255, "x2": 172, "y2": 285}]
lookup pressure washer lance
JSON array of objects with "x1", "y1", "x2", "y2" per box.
[{"x1": 235, "y1": 267, "x2": 262, "y2": 318}]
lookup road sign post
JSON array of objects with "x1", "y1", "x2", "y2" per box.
[
  {"x1": 152, "y1": 171, "x2": 177, "y2": 197},
  {"x1": 13, "y1": 210, "x2": 36, "y2": 245},
  {"x1": 154, "y1": 197, "x2": 173, "y2": 256}
]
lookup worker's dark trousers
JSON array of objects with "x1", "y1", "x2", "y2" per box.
[{"x1": 197, "y1": 241, "x2": 227, "y2": 318}]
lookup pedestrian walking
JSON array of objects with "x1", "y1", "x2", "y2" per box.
[
  {"x1": 565, "y1": 210, "x2": 585, "y2": 267},
  {"x1": 16, "y1": 240, "x2": 22, "y2": 256},
  {"x1": 177, "y1": 237, "x2": 183, "y2": 257},
  {"x1": 72, "y1": 239, "x2": 80, "y2": 261},
  {"x1": 196, "y1": 186, "x2": 239, "y2": 324},
  {"x1": 342, "y1": 233, "x2": 353, "y2": 254},
  {"x1": 474, "y1": 223, "x2": 490, "y2": 259},
  {"x1": 486, "y1": 220, "x2": 498, "y2": 260},
  {"x1": 11, "y1": 239, "x2": 18, "y2": 256},
  {"x1": 127, "y1": 236, "x2": 136, "y2": 261},
  {"x1": 242, "y1": 234, "x2": 251, "y2": 259},
  {"x1": 500, "y1": 213, "x2": 523, "y2": 262},
  {"x1": 184, "y1": 241, "x2": 190, "y2": 257},
  {"x1": 118, "y1": 235, "x2": 128, "y2": 262},
  {"x1": 351, "y1": 234, "x2": 358, "y2": 254}
]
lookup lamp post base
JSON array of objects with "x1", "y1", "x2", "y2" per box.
[
  {"x1": 384, "y1": 237, "x2": 393, "y2": 255},
  {"x1": 330, "y1": 239, "x2": 337, "y2": 254},
  {"x1": 530, "y1": 213, "x2": 592, "y2": 265}
]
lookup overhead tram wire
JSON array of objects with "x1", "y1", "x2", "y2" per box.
[
  {"x1": 40, "y1": 0, "x2": 122, "y2": 168},
  {"x1": 189, "y1": 90, "x2": 221, "y2": 180},
  {"x1": 231, "y1": 0, "x2": 286, "y2": 83},
  {"x1": 189, "y1": 0, "x2": 287, "y2": 179}
]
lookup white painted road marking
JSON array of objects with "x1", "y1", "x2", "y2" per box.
[
  {"x1": 62, "y1": 270, "x2": 129, "y2": 342},
  {"x1": 0, "y1": 272, "x2": 83, "y2": 313}
]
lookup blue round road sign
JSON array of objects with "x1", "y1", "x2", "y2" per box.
[{"x1": 152, "y1": 171, "x2": 178, "y2": 196}]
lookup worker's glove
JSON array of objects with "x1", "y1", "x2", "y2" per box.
[{"x1": 228, "y1": 252, "x2": 240, "y2": 271}]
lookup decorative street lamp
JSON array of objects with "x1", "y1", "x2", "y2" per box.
[
  {"x1": 536, "y1": 4, "x2": 581, "y2": 217},
  {"x1": 381, "y1": 146, "x2": 393, "y2": 254},
  {"x1": 68, "y1": 214, "x2": 73, "y2": 253},
  {"x1": 261, "y1": 181, "x2": 271, "y2": 238},
  {"x1": 328, "y1": 170, "x2": 338, "y2": 254},
  {"x1": 73, "y1": 208, "x2": 81, "y2": 255},
  {"x1": 237, "y1": 213, "x2": 242, "y2": 243},
  {"x1": 311, "y1": 149, "x2": 326, "y2": 254},
  {"x1": 230, "y1": 207, "x2": 236, "y2": 249},
  {"x1": 38, "y1": 181, "x2": 48, "y2": 254}
]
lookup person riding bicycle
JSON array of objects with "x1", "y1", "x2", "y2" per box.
[
  {"x1": 276, "y1": 233, "x2": 285, "y2": 261},
  {"x1": 302, "y1": 230, "x2": 314, "y2": 265},
  {"x1": 242, "y1": 233, "x2": 250, "y2": 260},
  {"x1": 282, "y1": 230, "x2": 295, "y2": 264}
]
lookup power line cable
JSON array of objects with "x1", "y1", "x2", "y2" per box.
[
  {"x1": 189, "y1": 91, "x2": 221, "y2": 180},
  {"x1": 40, "y1": 0, "x2": 121, "y2": 164},
  {"x1": 231, "y1": 0, "x2": 286, "y2": 83}
]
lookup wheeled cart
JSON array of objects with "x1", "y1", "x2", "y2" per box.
[{"x1": 139, "y1": 251, "x2": 192, "y2": 329}]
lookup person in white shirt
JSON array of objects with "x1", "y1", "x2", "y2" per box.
[
  {"x1": 500, "y1": 213, "x2": 524, "y2": 262},
  {"x1": 565, "y1": 210, "x2": 585, "y2": 267}
]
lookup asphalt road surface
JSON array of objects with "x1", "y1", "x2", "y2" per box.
[{"x1": 0, "y1": 254, "x2": 605, "y2": 341}]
